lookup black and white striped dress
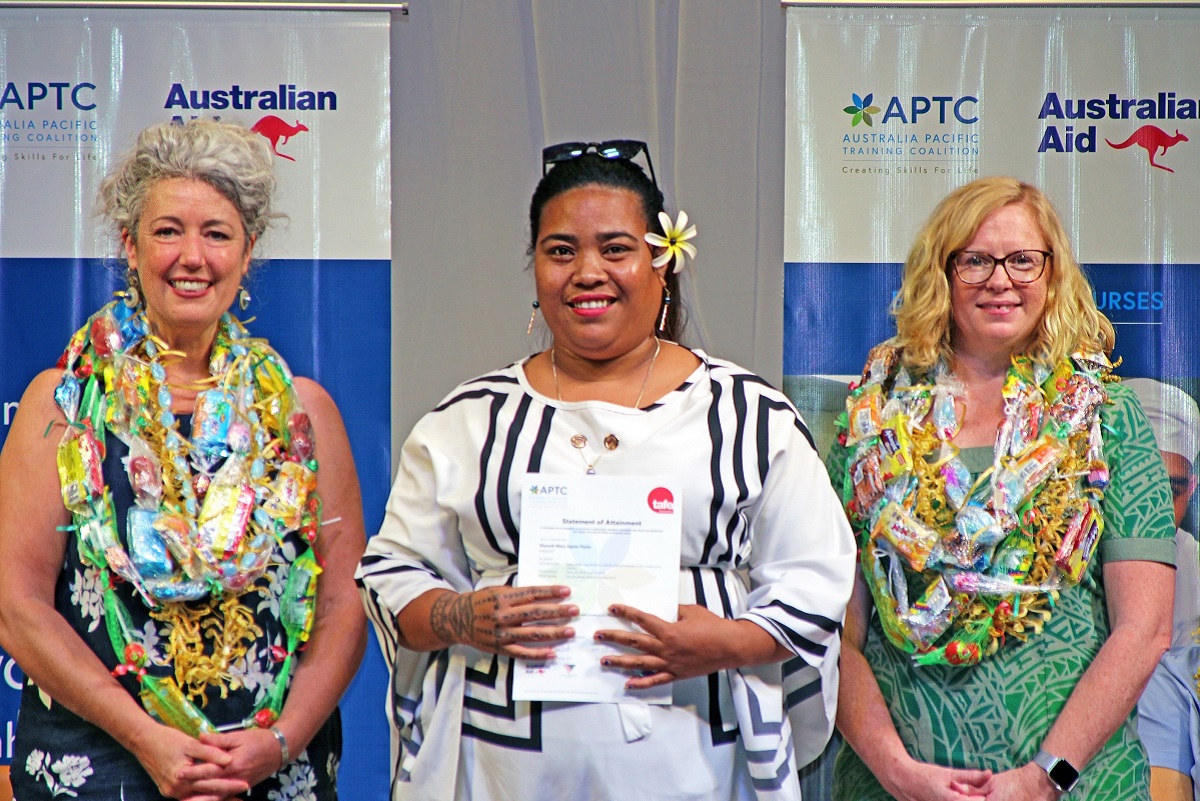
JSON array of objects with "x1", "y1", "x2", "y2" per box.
[{"x1": 356, "y1": 350, "x2": 855, "y2": 801}]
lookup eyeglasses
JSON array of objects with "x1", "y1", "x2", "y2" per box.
[
  {"x1": 948, "y1": 250, "x2": 1052, "y2": 284},
  {"x1": 541, "y1": 139, "x2": 657, "y2": 187},
  {"x1": 1169, "y1": 475, "x2": 1194, "y2": 499}
]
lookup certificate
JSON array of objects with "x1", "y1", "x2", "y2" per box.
[{"x1": 513, "y1": 473, "x2": 682, "y2": 704}]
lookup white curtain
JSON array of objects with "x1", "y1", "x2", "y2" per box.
[{"x1": 390, "y1": 1, "x2": 789, "y2": 453}]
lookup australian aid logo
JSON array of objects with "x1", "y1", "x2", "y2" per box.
[
  {"x1": 1038, "y1": 91, "x2": 1192, "y2": 173},
  {"x1": 838, "y1": 90, "x2": 980, "y2": 176},
  {"x1": 647, "y1": 487, "x2": 675, "y2": 514},
  {"x1": 166, "y1": 81, "x2": 330, "y2": 162}
]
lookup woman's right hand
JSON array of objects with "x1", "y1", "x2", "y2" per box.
[
  {"x1": 130, "y1": 723, "x2": 250, "y2": 801},
  {"x1": 427, "y1": 585, "x2": 577, "y2": 659},
  {"x1": 879, "y1": 754, "x2": 992, "y2": 801}
]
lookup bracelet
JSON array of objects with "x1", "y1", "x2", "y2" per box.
[{"x1": 269, "y1": 724, "x2": 291, "y2": 766}]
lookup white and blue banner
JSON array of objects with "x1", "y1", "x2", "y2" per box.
[
  {"x1": 782, "y1": 5, "x2": 1200, "y2": 458},
  {"x1": 0, "y1": 9, "x2": 391, "y2": 797}
]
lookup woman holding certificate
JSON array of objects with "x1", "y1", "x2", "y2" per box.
[{"x1": 356, "y1": 141, "x2": 856, "y2": 801}]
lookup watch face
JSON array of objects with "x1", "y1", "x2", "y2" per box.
[{"x1": 1048, "y1": 758, "x2": 1080, "y2": 790}]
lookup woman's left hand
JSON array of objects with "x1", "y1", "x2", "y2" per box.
[
  {"x1": 983, "y1": 763, "x2": 1060, "y2": 801},
  {"x1": 595, "y1": 603, "x2": 786, "y2": 689},
  {"x1": 193, "y1": 729, "x2": 287, "y2": 793}
]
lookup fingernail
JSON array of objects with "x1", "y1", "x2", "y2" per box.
[
  {"x1": 594, "y1": 632, "x2": 606, "y2": 641},
  {"x1": 601, "y1": 658, "x2": 612, "y2": 666},
  {"x1": 608, "y1": 605, "x2": 619, "y2": 615}
]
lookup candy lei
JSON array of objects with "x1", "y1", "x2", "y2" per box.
[
  {"x1": 837, "y1": 343, "x2": 1113, "y2": 667},
  {"x1": 54, "y1": 300, "x2": 322, "y2": 736}
]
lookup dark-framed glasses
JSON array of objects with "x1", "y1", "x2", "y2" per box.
[
  {"x1": 949, "y1": 250, "x2": 1052, "y2": 284},
  {"x1": 541, "y1": 139, "x2": 657, "y2": 187},
  {"x1": 1169, "y1": 475, "x2": 1194, "y2": 500}
]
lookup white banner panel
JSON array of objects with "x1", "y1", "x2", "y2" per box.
[{"x1": 0, "y1": 9, "x2": 390, "y2": 797}]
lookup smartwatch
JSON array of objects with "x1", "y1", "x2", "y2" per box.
[{"x1": 1033, "y1": 749, "x2": 1080, "y2": 793}]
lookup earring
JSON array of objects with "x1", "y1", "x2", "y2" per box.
[
  {"x1": 526, "y1": 300, "x2": 540, "y2": 335},
  {"x1": 123, "y1": 268, "x2": 141, "y2": 309},
  {"x1": 658, "y1": 287, "x2": 671, "y2": 333},
  {"x1": 238, "y1": 285, "x2": 251, "y2": 311}
]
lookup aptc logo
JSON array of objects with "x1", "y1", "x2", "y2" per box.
[
  {"x1": 844, "y1": 93, "x2": 882, "y2": 127},
  {"x1": 529, "y1": 484, "x2": 568, "y2": 497},
  {"x1": 647, "y1": 487, "x2": 675, "y2": 514},
  {"x1": 842, "y1": 92, "x2": 979, "y2": 127},
  {"x1": 250, "y1": 115, "x2": 309, "y2": 162}
]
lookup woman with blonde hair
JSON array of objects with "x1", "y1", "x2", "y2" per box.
[{"x1": 829, "y1": 176, "x2": 1175, "y2": 800}]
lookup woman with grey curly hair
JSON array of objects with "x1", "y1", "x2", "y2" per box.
[{"x1": 0, "y1": 118, "x2": 366, "y2": 800}]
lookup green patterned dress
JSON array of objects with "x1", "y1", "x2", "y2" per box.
[{"x1": 830, "y1": 382, "x2": 1176, "y2": 801}]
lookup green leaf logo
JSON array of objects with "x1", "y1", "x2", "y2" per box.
[{"x1": 844, "y1": 92, "x2": 882, "y2": 127}]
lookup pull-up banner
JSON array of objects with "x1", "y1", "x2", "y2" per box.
[
  {"x1": 782, "y1": 5, "x2": 1200, "y2": 459},
  {"x1": 0, "y1": 9, "x2": 391, "y2": 798}
]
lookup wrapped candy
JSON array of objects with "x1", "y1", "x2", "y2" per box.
[
  {"x1": 871, "y1": 501, "x2": 939, "y2": 571},
  {"x1": 899, "y1": 577, "x2": 959, "y2": 648},
  {"x1": 280, "y1": 548, "x2": 322, "y2": 644},
  {"x1": 262, "y1": 460, "x2": 318, "y2": 531},
  {"x1": 845, "y1": 385, "x2": 884, "y2": 444},
  {"x1": 57, "y1": 424, "x2": 105, "y2": 513},
  {"x1": 54, "y1": 373, "x2": 82, "y2": 423},
  {"x1": 286, "y1": 411, "x2": 316, "y2": 463},
  {"x1": 1055, "y1": 505, "x2": 1102, "y2": 583},
  {"x1": 89, "y1": 312, "x2": 123, "y2": 358},
  {"x1": 196, "y1": 457, "x2": 255, "y2": 563},
  {"x1": 139, "y1": 674, "x2": 215, "y2": 738},
  {"x1": 125, "y1": 438, "x2": 163, "y2": 508},
  {"x1": 850, "y1": 446, "x2": 886, "y2": 517},
  {"x1": 128, "y1": 507, "x2": 174, "y2": 580},
  {"x1": 993, "y1": 440, "x2": 1062, "y2": 515},
  {"x1": 877, "y1": 415, "x2": 914, "y2": 480}
]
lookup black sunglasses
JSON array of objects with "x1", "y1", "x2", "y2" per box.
[{"x1": 541, "y1": 139, "x2": 657, "y2": 187}]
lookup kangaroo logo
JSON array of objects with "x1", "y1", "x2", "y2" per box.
[
  {"x1": 251, "y1": 115, "x2": 309, "y2": 162},
  {"x1": 1105, "y1": 125, "x2": 1189, "y2": 173}
]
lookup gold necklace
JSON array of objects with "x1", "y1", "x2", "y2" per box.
[{"x1": 551, "y1": 337, "x2": 661, "y2": 474}]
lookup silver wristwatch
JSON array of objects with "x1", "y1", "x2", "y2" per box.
[{"x1": 1033, "y1": 749, "x2": 1080, "y2": 793}]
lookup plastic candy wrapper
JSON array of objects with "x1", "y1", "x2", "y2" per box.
[
  {"x1": 144, "y1": 576, "x2": 208, "y2": 603},
  {"x1": 106, "y1": 546, "x2": 153, "y2": 606},
  {"x1": 931, "y1": 381, "x2": 961, "y2": 441},
  {"x1": 940, "y1": 453, "x2": 972, "y2": 511},
  {"x1": 850, "y1": 446, "x2": 886, "y2": 517},
  {"x1": 128, "y1": 507, "x2": 174, "y2": 580},
  {"x1": 871, "y1": 501, "x2": 939, "y2": 571},
  {"x1": 881, "y1": 384, "x2": 931, "y2": 427},
  {"x1": 154, "y1": 514, "x2": 206, "y2": 580},
  {"x1": 57, "y1": 424, "x2": 105, "y2": 513},
  {"x1": 125, "y1": 438, "x2": 163, "y2": 509},
  {"x1": 845, "y1": 385, "x2": 884, "y2": 444},
  {"x1": 935, "y1": 504, "x2": 1006, "y2": 570},
  {"x1": 192, "y1": 388, "x2": 235, "y2": 467},
  {"x1": 948, "y1": 571, "x2": 1058, "y2": 596},
  {"x1": 992, "y1": 440, "x2": 1062, "y2": 515},
  {"x1": 79, "y1": 495, "x2": 121, "y2": 566},
  {"x1": 1048, "y1": 373, "x2": 1104, "y2": 433},
  {"x1": 280, "y1": 548, "x2": 322, "y2": 644},
  {"x1": 1004, "y1": 391, "x2": 1044, "y2": 456},
  {"x1": 987, "y1": 534, "x2": 1036, "y2": 581},
  {"x1": 899, "y1": 576, "x2": 959, "y2": 648},
  {"x1": 262, "y1": 460, "x2": 318, "y2": 531},
  {"x1": 196, "y1": 459, "x2": 255, "y2": 563},
  {"x1": 1055, "y1": 505, "x2": 1102, "y2": 583},
  {"x1": 54, "y1": 373, "x2": 81, "y2": 423},
  {"x1": 1085, "y1": 417, "x2": 1109, "y2": 490},
  {"x1": 286, "y1": 412, "x2": 316, "y2": 463},
  {"x1": 878, "y1": 415, "x2": 914, "y2": 480},
  {"x1": 89, "y1": 312, "x2": 123, "y2": 359},
  {"x1": 139, "y1": 674, "x2": 215, "y2": 738}
]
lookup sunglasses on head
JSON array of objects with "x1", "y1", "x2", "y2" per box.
[{"x1": 541, "y1": 139, "x2": 657, "y2": 187}]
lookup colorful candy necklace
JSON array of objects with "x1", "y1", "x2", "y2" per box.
[
  {"x1": 836, "y1": 342, "x2": 1112, "y2": 666},
  {"x1": 54, "y1": 300, "x2": 322, "y2": 734}
]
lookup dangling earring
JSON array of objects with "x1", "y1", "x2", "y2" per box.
[
  {"x1": 238, "y1": 285, "x2": 251, "y2": 311},
  {"x1": 526, "y1": 300, "x2": 540, "y2": 335},
  {"x1": 123, "y1": 268, "x2": 141, "y2": 309},
  {"x1": 657, "y1": 287, "x2": 671, "y2": 333}
]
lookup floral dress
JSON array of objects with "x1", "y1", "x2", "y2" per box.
[{"x1": 11, "y1": 420, "x2": 342, "y2": 801}]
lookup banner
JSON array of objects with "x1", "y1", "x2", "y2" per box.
[
  {"x1": 783, "y1": 4, "x2": 1200, "y2": 460},
  {"x1": 0, "y1": 9, "x2": 391, "y2": 797}
]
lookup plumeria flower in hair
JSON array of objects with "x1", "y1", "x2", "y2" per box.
[{"x1": 645, "y1": 210, "x2": 697, "y2": 273}]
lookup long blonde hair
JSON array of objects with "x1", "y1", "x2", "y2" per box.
[{"x1": 892, "y1": 176, "x2": 1113, "y2": 370}]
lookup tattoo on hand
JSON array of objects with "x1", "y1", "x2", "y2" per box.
[{"x1": 430, "y1": 592, "x2": 499, "y2": 648}]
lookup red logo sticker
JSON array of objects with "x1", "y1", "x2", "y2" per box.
[
  {"x1": 647, "y1": 487, "x2": 674, "y2": 514},
  {"x1": 251, "y1": 115, "x2": 309, "y2": 162}
]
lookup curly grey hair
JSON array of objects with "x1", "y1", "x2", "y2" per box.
[{"x1": 98, "y1": 119, "x2": 280, "y2": 255}]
